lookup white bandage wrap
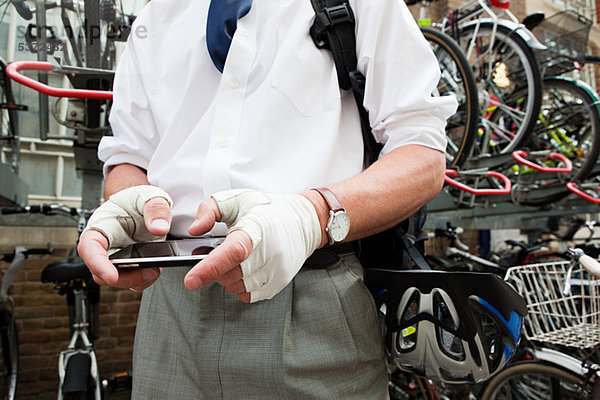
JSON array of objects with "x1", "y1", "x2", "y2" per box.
[
  {"x1": 82, "y1": 185, "x2": 173, "y2": 248},
  {"x1": 212, "y1": 189, "x2": 322, "y2": 303}
]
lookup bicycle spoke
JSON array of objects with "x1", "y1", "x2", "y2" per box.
[
  {"x1": 485, "y1": 120, "x2": 518, "y2": 146},
  {"x1": 460, "y1": 23, "x2": 542, "y2": 155}
]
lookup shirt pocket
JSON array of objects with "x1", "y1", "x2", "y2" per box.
[{"x1": 271, "y1": 26, "x2": 341, "y2": 116}]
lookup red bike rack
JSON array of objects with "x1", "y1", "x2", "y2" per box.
[
  {"x1": 6, "y1": 61, "x2": 113, "y2": 100},
  {"x1": 566, "y1": 182, "x2": 600, "y2": 204},
  {"x1": 444, "y1": 169, "x2": 512, "y2": 195},
  {"x1": 512, "y1": 150, "x2": 573, "y2": 173}
]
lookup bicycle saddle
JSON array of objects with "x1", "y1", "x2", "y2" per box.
[{"x1": 41, "y1": 255, "x2": 92, "y2": 283}]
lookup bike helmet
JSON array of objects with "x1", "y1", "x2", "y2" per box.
[{"x1": 364, "y1": 269, "x2": 527, "y2": 383}]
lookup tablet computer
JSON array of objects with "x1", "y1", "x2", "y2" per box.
[{"x1": 109, "y1": 237, "x2": 224, "y2": 268}]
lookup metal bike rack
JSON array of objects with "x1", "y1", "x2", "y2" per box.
[
  {"x1": 5, "y1": 61, "x2": 114, "y2": 210},
  {"x1": 428, "y1": 154, "x2": 600, "y2": 231}
]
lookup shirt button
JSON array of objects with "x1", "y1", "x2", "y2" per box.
[
  {"x1": 219, "y1": 139, "x2": 229, "y2": 148},
  {"x1": 241, "y1": 28, "x2": 249, "y2": 37},
  {"x1": 229, "y1": 79, "x2": 239, "y2": 89}
]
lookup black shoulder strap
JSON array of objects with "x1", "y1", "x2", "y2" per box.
[
  {"x1": 309, "y1": 0, "x2": 430, "y2": 270},
  {"x1": 309, "y1": 0, "x2": 381, "y2": 167}
]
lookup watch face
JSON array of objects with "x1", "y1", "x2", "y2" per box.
[{"x1": 329, "y1": 211, "x2": 351, "y2": 242}]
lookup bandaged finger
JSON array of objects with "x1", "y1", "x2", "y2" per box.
[
  {"x1": 210, "y1": 189, "x2": 321, "y2": 303},
  {"x1": 82, "y1": 185, "x2": 173, "y2": 248},
  {"x1": 212, "y1": 189, "x2": 270, "y2": 226}
]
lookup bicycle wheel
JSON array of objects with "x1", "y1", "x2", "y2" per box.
[
  {"x1": 457, "y1": 23, "x2": 543, "y2": 156},
  {"x1": 62, "y1": 352, "x2": 92, "y2": 400},
  {"x1": 421, "y1": 27, "x2": 479, "y2": 168},
  {"x1": 0, "y1": 307, "x2": 18, "y2": 400},
  {"x1": 513, "y1": 77, "x2": 600, "y2": 205},
  {"x1": 388, "y1": 369, "x2": 472, "y2": 400},
  {"x1": 480, "y1": 361, "x2": 591, "y2": 400}
]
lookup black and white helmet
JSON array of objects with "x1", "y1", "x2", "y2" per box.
[{"x1": 364, "y1": 269, "x2": 527, "y2": 383}]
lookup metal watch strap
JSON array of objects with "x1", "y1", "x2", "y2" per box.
[{"x1": 313, "y1": 187, "x2": 344, "y2": 212}]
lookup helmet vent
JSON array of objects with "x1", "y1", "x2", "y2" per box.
[
  {"x1": 397, "y1": 292, "x2": 420, "y2": 351},
  {"x1": 434, "y1": 293, "x2": 465, "y2": 361}
]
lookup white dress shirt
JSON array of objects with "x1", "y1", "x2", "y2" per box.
[{"x1": 99, "y1": 0, "x2": 457, "y2": 237}]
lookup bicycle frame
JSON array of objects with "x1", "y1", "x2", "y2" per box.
[
  {"x1": 57, "y1": 285, "x2": 101, "y2": 400},
  {"x1": 0, "y1": 249, "x2": 25, "y2": 400},
  {"x1": 445, "y1": 245, "x2": 504, "y2": 270},
  {"x1": 416, "y1": 0, "x2": 545, "y2": 53},
  {"x1": 0, "y1": 298, "x2": 17, "y2": 400},
  {"x1": 0, "y1": 244, "x2": 54, "y2": 400}
]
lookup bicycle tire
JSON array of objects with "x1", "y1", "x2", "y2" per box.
[
  {"x1": 0, "y1": 307, "x2": 18, "y2": 400},
  {"x1": 513, "y1": 77, "x2": 600, "y2": 205},
  {"x1": 421, "y1": 27, "x2": 479, "y2": 168},
  {"x1": 388, "y1": 369, "x2": 471, "y2": 400},
  {"x1": 62, "y1": 352, "x2": 92, "y2": 400},
  {"x1": 457, "y1": 23, "x2": 543, "y2": 156},
  {"x1": 480, "y1": 360, "x2": 591, "y2": 400}
]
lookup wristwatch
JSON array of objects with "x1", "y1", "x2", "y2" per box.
[{"x1": 313, "y1": 187, "x2": 350, "y2": 245}]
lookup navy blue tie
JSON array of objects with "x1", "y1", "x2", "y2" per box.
[{"x1": 206, "y1": 0, "x2": 253, "y2": 72}]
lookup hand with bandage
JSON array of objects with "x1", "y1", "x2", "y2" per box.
[
  {"x1": 77, "y1": 185, "x2": 173, "y2": 291},
  {"x1": 184, "y1": 189, "x2": 323, "y2": 303}
]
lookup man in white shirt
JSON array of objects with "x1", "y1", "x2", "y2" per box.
[{"x1": 78, "y1": 0, "x2": 457, "y2": 398}]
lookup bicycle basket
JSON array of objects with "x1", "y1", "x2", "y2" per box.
[
  {"x1": 504, "y1": 260, "x2": 600, "y2": 348},
  {"x1": 532, "y1": 11, "x2": 592, "y2": 76}
]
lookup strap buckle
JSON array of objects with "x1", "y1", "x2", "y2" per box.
[
  {"x1": 324, "y1": 4, "x2": 354, "y2": 26},
  {"x1": 310, "y1": 3, "x2": 355, "y2": 49},
  {"x1": 349, "y1": 70, "x2": 365, "y2": 96}
]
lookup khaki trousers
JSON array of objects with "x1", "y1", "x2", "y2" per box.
[{"x1": 131, "y1": 253, "x2": 389, "y2": 399}]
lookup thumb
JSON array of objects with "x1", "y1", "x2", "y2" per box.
[
  {"x1": 143, "y1": 197, "x2": 172, "y2": 236},
  {"x1": 212, "y1": 189, "x2": 270, "y2": 226}
]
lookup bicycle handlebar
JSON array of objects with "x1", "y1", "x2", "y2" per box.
[
  {"x1": 444, "y1": 169, "x2": 512, "y2": 195},
  {"x1": 577, "y1": 253, "x2": 600, "y2": 277},
  {"x1": 1, "y1": 204, "x2": 85, "y2": 216},
  {"x1": 563, "y1": 248, "x2": 600, "y2": 295},
  {"x1": 0, "y1": 244, "x2": 54, "y2": 261},
  {"x1": 1, "y1": 205, "x2": 52, "y2": 215},
  {"x1": 1, "y1": 244, "x2": 53, "y2": 297},
  {"x1": 512, "y1": 150, "x2": 573, "y2": 173},
  {"x1": 566, "y1": 182, "x2": 600, "y2": 204},
  {"x1": 432, "y1": 223, "x2": 470, "y2": 250},
  {"x1": 6, "y1": 61, "x2": 113, "y2": 100}
]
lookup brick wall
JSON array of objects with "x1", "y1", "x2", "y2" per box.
[{"x1": 2, "y1": 248, "x2": 140, "y2": 399}]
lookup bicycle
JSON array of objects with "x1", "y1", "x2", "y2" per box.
[
  {"x1": 0, "y1": 244, "x2": 53, "y2": 400},
  {"x1": 510, "y1": 11, "x2": 600, "y2": 202},
  {"x1": 408, "y1": 0, "x2": 544, "y2": 158},
  {"x1": 426, "y1": 222, "x2": 506, "y2": 272},
  {"x1": 530, "y1": 10, "x2": 593, "y2": 79},
  {"x1": 1, "y1": 204, "x2": 131, "y2": 399},
  {"x1": 425, "y1": 221, "x2": 566, "y2": 273},
  {"x1": 480, "y1": 248, "x2": 600, "y2": 399},
  {"x1": 420, "y1": 26, "x2": 479, "y2": 168},
  {"x1": 511, "y1": 76, "x2": 600, "y2": 206}
]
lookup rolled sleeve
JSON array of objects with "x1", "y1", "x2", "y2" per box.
[
  {"x1": 100, "y1": 6, "x2": 159, "y2": 177},
  {"x1": 352, "y1": 0, "x2": 458, "y2": 156}
]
